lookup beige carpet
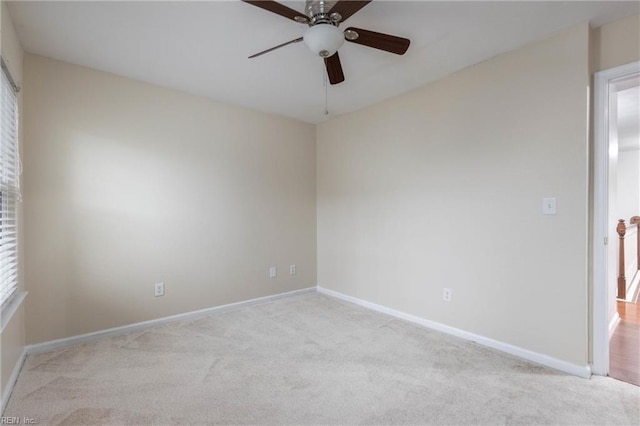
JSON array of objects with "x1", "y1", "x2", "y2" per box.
[{"x1": 4, "y1": 293, "x2": 639, "y2": 425}]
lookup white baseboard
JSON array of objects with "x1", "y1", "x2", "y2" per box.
[
  {"x1": 1, "y1": 348, "x2": 27, "y2": 416},
  {"x1": 18, "y1": 285, "x2": 593, "y2": 385},
  {"x1": 27, "y1": 286, "x2": 316, "y2": 356},
  {"x1": 609, "y1": 311, "x2": 621, "y2": 337},
  {"x1": 318, "y1": 287, "x2": 592, "y2": 379}
]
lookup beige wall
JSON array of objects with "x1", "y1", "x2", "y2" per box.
[
  {"x1": 0, "y1": 0, "x2": 25, "y2": 406},
  {"x1": 317, "y1": 24, "x2": 590, "y2": 366},
  {"x1": 591, "y1": 14, "x2": 640, "y2": 73},
  {"x1": 23, "y1": 54, "x2": 317, "y2": 344}
]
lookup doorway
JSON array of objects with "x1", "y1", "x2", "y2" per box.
[{"x1": 592, "y1": 61, "x2": 640, "y2": 379}]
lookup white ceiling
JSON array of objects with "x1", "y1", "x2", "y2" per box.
[{"x1": 7, "y1": 0, "x2": 640, "y2": 124}]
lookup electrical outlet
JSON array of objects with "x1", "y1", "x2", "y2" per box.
[
  {"x1": 289, "y1": 265, "x2": 296, "y2": 275},
  {"x1": 543, "y1": 197, "x2": 557, "y2": 215},
  {"x1": 154, "y1": 282, "x2": 165, "y2": 297},
  {"x1": 269, "y1": 267, "x2": 277, "y2": 278},
  {"x1": 443, "y1": 288, "x2": 452, "y2": 302}
]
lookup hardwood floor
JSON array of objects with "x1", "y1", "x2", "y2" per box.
[{"x1": 609, "y1": 300, "x2": 640, "y2": 386}]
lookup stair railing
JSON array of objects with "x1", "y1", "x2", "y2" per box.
[{"x1": 617, "y1": 216, "x2": 640, "y2": 300}]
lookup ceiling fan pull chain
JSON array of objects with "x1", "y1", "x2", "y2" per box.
[{"x1": 323, "y1": 67, "x2": 329, "y2": 115}]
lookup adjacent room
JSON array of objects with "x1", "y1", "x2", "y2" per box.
[{"x1": 1, "y1": 1, "x2": 639, "y2": 424}]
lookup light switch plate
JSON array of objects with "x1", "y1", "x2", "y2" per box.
[{"x1": 543, "y1": 197, "x2": 557, "y2": 215}]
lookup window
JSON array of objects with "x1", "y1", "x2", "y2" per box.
[{"x1": 0, "y1": 58, "x2": 20, "y2": 308}]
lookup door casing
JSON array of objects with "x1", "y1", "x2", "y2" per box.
[{"x1": 592, "y1": 61, "x2": 640, "y2": 375}]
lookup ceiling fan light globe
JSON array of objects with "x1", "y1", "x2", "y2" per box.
[{"x1": 303, "y1": 24, "x2": 345, "y2": 58}]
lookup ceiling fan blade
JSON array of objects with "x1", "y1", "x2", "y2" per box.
[
  {"x1": 328, "y1": 1, "x2": 372, "y2": 22},
  {"x1": 324, "y1": 52, "x2": 345, "y2": 85},
  {"x1": 345, "y1": 27, "x2": 410, "y2": 55},
  {"x1": 249, "y1": 37, "x2": 303, "y2": 59},
  {"x1": 242, "y1": 0, "x2": 308, "y2": 23}
]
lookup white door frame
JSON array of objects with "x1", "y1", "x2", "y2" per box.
[{"x1": 592, "y1": 60, "x2": 640, "y2": 375}]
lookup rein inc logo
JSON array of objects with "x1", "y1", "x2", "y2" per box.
[{"x1": 0, "y1": 418, "x2": 35, "y2": 425}]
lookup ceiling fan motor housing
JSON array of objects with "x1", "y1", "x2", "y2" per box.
[{"x1": 305, "y1": 0, "x2": 339, "y2": 25}]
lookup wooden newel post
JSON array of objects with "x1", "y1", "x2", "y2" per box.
[
  {"x1": 631, "y1": 216, "x2": 640, "y2": 273},
  {"x1": 617, "y1": 219, "x2": 626, "y2": 300}
]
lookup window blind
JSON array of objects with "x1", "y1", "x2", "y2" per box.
[{"x1": 0, "y1": 59, "x2": 19, "y2": 308}]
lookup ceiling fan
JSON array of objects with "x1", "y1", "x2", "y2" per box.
[{"x1": 242, "y1": 0, "x2": 410, "y2": 85}]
